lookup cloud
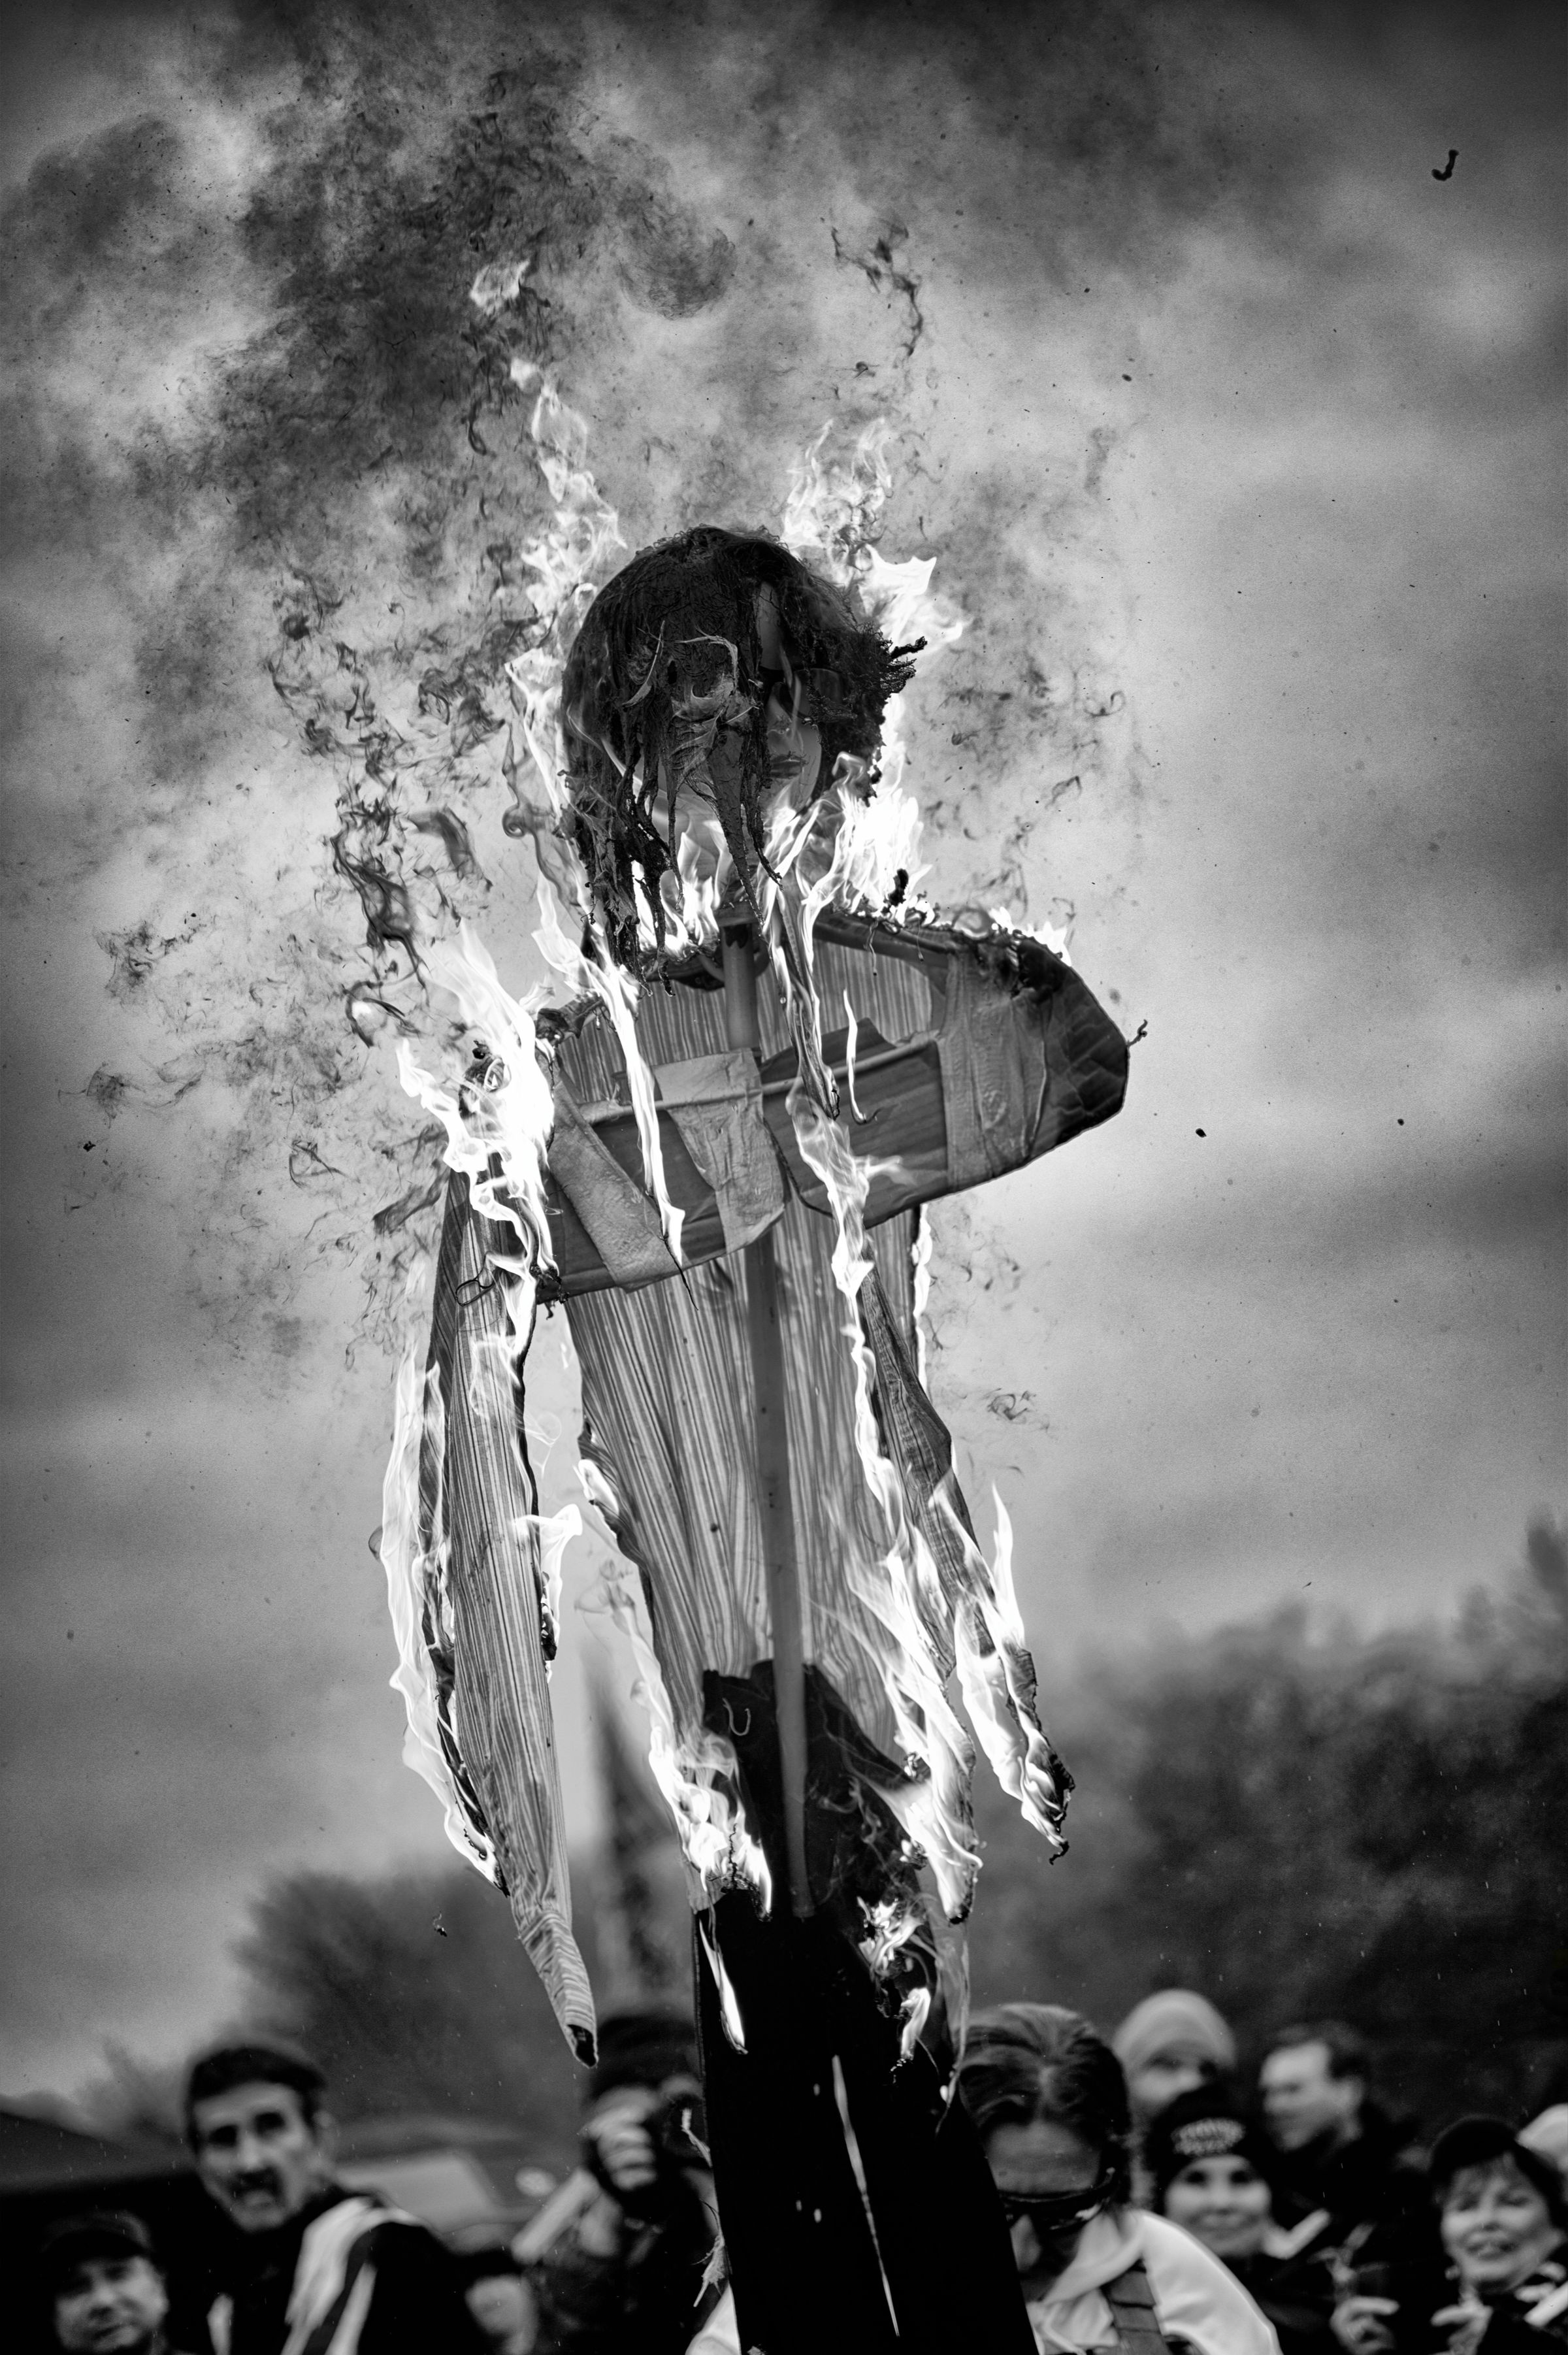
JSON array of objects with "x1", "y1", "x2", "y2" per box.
[{"x1": 0, "y1": 0, "x2": 1561, "y2": 2094}]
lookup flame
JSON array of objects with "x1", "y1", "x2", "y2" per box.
[
  {"x1": 751, "y1": 420, "x2": 974, "y2": 1147},
  {"x1": 785, "y1": 1080, "x2": 981, "y2": 1920},
  {"x1": 987, "y1": 902, "x2": 1075, "y2": 966},
  {"x1": 532, "y1": 884, "x2": 686, "y2": 1263},
  {"x1": 468, "y1": 257, "x2": 532, "y2": 320},
  {"x1": 398, "y1": 922, "x2": 556, "y2": 1268},
  {"x1": 779, "y1": 421, "x2": 968, "y2": 914},
  {"x1": 529, "y1": 1501, "x2": 581, "y2": 1668},
  {"x1": 781, "y1": 418, "x2": 895, "y2": 578},
  {"x1": 658, "y1": 830, "x2": 724, "y2": 957},
  {"x1": 380, "y1": 920, "x2": 587, "y2": 1845},
  {"x1": 578, "y1": 1454, "x2": 774, "y2": 1917},
  {"x1": 947, "y1": 1490, "x2": 1069, "y2": 1850},
  {"x1": 496, "y1": 354, "x2": 626, "y2": 897},
  {"x1": 910, "y1": 1207, "x2": 933, "y2": 1391},
  {"x1": 778, "y1": 425, "x2": 1072, "y2": 1921},
  {"x1": 841, "y1": 989, "x2": 867, "y2": 1123},
  {"x1": 374, "y1": 397, "x2": 1066, "y2": 1943},
  {"x1": 899, "y1": 1987, "x2": 933, "y2": 2063},
  {"x1": 391, "y1": 918, "x2": 555, "y2": 1469},
  {"x1": 380, "y1": 1334, "x2": 501, "y2": 1881}
]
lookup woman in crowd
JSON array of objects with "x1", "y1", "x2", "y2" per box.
[
  {"x1": 1114, "y1": 1994, "x2": 1239, "y2": 2137},
  {"x1": 1332, "y1": 2117, "x2": 1568, "y2": 2355},
  {"x1": 1113, "y1": 1990, "x2": 1240, "y2": 2204},
  {"x1": 1145, "y1": 2085, "x2": 1337, "y2": 2355},
  {"x1": 956, "y1": 2003, "x2": 1279, "y2": 2355}
]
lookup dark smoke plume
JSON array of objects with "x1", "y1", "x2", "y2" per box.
[{"x1": 1, "y1": 0, "x2": 1290, "y2": 1354}]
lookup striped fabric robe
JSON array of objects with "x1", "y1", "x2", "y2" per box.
[{"x1": 417, "y1": 915, "x2": 1127, "y2": 2056}]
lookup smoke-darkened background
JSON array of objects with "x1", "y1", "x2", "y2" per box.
[{"x1": 1, "y1": 0, "x2": 1563, "y2": 2122}]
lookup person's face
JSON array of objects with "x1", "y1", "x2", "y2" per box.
[
  {"x1": 985, "y1": 2117, "x2": 1106, "y2": 2288},
  {"x1": 1164, "y1": 2155, "x2": 1273, "y2": 2261},
  {"x1": 52, "y1": 2254, "x2": 167, "y2": 2353},
  {"x1": 190, "y1": 2081, "x2": 333, "y2": 2233},
  {"x1": 1441, "y1": 2160, "x2": 1562, "y2": 2296},
  {"x1": 465, "y1": 2270, "x2": 536, "y2": 2352},
  {"x1": 1127, "y1": 2047, "x2": 1222, "y2": 2126},
  {"x1": 1260, "y1": 2043, "x2": 1362, "y2": 2152}
]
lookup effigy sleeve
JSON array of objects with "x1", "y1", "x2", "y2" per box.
[{"x1": 422, "y1": 1173, "x2": 596, "y2": 2059}]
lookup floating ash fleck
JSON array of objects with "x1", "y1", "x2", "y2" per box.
[{"x1": 84, "y1": 1068, "x2": 130, "y2": 1123}]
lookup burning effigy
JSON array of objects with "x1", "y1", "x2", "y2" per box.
[{"x1": 378, "y1": 386, "x2": 1128, "y2": 2345}]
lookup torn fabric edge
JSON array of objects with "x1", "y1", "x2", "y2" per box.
[
  {"x1": 783, "y1": 1075, "x2": 1070, "y2": 1907},
  {"x1": 381, "y1": 1336, "x2": 502, "y2": 1881},
  {"x1": 576, "y1": 1446, "x2": 776, "y2": 1919},
  {"x1": 857, "y1": 1280, "x2": 1070, "y2": 1853},
  {"x1": 781, "y1": 1080, "x2": 982, "y2": 1924},
  {"x1": 408, "y1": 1171, "x2": 595, "y2": 2060}
]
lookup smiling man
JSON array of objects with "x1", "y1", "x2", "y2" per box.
[
  {"x1": 39, "y1": 2212, "x2": 185, "y2": 2355},
  {"x1": 184, "y1": 2041, "x2": 485, "y2": 2355}
]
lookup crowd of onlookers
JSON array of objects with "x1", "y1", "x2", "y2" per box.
[{"x1": 30, "y1": 1993, "x2": 1568, "y2": 2355}]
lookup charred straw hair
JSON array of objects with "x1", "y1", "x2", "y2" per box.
[
  {"x1": 561, "y1": 527, "x2": 921, "y2": 972},
  {"x1": 956, "y1": 2003, "x2": 1134, "y2": 2205}
]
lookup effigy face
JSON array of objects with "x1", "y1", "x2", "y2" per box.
[
  {"x1": 642, "y1": 629, "x2": 826, "y2": 891},
  {"x1": 557, "y1": 529, "x2": 915, "y2": 974}
]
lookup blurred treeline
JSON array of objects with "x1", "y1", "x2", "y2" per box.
[
  {"x1": 970, "y1": 1517, "x2": 1568, "y2": 2130},
  {"x1": 80, "y1": 1523, "x2": 1567, "y2": 2155}
]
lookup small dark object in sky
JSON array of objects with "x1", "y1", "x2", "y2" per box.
[
  {"x1": 1196, "y1": 1127, "x2": 1207, "y2": 1137},
  {"x1": 1432, "y1": 150, "x2": 1458, "y2": 180},
  {"x1": 433, "y1": 1915, "x2": 447, "y2": 1937},
  {"x1": 1128, "y1": 1019, "x2": 1149, "y2": 1047}
]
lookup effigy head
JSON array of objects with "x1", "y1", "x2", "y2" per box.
[{"x1": 561, "y1": 526, "x2": 921, "y2": 970}]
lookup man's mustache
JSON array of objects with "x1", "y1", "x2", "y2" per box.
[{"x1": 228, "y1": 2167, "x2": 284, "y2": 2199}]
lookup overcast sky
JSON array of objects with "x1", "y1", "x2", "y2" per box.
[{"x1": 1, "y1": 0, "x2": 1562, "y2": 2102}]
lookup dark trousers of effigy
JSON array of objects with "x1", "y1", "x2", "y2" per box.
[
  {"x1": 692, "y1": 1661, "x2": 1036, "y2": 2348},
  {"x1": 696, "y1": 1896, "x2": 1036, "y2": 2352}
]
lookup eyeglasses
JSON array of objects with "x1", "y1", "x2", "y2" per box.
[{"x1": 997, "y1": 2173, "x2": 1117, "y2": 2234}]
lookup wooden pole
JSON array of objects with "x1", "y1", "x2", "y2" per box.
[{"x1": 723, "y1": 917, "x2": 813, "y2": 1917}]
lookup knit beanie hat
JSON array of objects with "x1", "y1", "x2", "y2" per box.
[
  {"x1": 1112, "y1": 1989, "x2": 1237, "y2": 2082},
  {"x1": 1145, "y1": 2086, "x2": 1280, "y2": 2206}
]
